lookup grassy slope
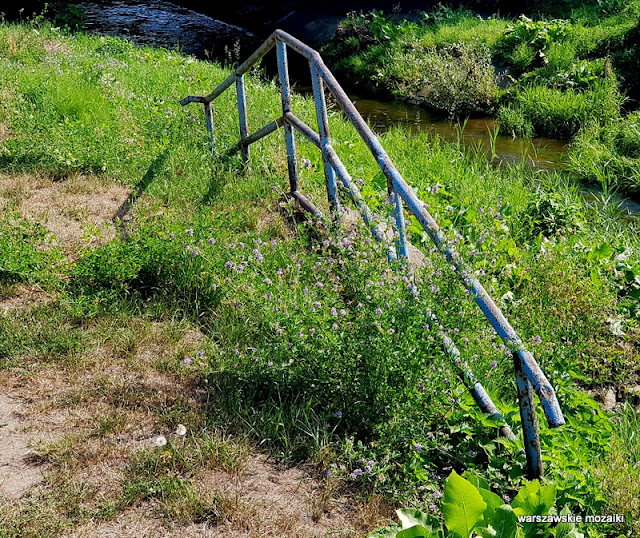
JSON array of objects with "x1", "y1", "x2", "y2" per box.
[{"x1": 0, "y1": 21, "x2": 639, "y2": 537}]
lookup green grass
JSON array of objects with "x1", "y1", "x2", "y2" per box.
[
  {"x1": 1, "y1": 21, "x2": 639, "y2": 537},
  {"x1": 321, "y1": 2, "x2": 640, "y2": 196}
]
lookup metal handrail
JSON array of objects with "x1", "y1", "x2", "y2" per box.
[{"x1": 180, "y1": 29, "x2": 565, "y2": 478}]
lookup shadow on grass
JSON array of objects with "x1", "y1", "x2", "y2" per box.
[
  {"x1": 113, "y1": 149, "x2": 171, "y2": 235},
  {"x1": 200, "y1": 145, "x2": 249, "y2": 205}
]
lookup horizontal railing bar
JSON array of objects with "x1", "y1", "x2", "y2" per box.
[
  {"x1": 284, "y1": 112, "x2": 321, "y2": 148},
  {"x1": 291, "y1": 190, "x2": 323, "y2": 217},
  {"x1": 180, "y1": 95, "x2": 207, "y2": 105}
]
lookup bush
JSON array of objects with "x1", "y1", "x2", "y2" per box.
[{"x1": 386, "y1": 42, "x2": 499, "y2": 116}]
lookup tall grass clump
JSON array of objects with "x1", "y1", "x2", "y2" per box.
[
  {"x1": 498, "y1": 79, "x2": 623, "y2": 138},
  {"x1": 569, "y1": 111, "x2": 640, "y2": 193}
]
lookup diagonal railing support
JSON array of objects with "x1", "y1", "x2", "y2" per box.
[{"x1": 180, "y1": 29, "x2": 565, "y2": 479}]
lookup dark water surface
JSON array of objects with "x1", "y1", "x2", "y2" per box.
[{"x1": 347, "y1": 94, "x2": 569, "y2": 170}]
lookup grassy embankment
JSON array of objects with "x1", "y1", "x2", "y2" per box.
[
  {"x1": 0, "y1": 20, "x2": 639, "y2": 537},
  {"x1": 322, "y1": 0, "x2": 640, "y2": 196}
]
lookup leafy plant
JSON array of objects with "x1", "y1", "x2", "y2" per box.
[{"x1": 370, "y1": 470, "x2": 565, "y2": 538}]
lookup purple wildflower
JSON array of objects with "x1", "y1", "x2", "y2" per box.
[
  {"x1": 490, "y1": 360, "x2": 498, "y2": 368},
  {"x1": 503, "y1": 494, "x2": 511, "y2": 504},
  {"x1": 350, "y1": 469, "x2": 363, "y2": 480},
  {"x1": 334, "y1": 411, "x2": 343, "y2": 418},
  {"x1": 208, "y1": 237, "x2": 216, "y2": 245},
  {"x1": 432, "y1": 491, "x2": 443, "y2": 499},
  {"x1": 375, "y1": 308, "x2": 383, "y2": 316},
  {"x1": 183, "y1": 358, "x2": 192, "y2": 366}
]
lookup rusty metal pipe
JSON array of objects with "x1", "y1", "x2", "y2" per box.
[
  {"x1": 203, "y1": 102, "x2": 215, "y2": 154},
  {"x1": 310, "y1": 62, "x2": 340, "y2": 218},
  {"x1": 291, "y1": 190, "x2": 323, "y2": 217}
]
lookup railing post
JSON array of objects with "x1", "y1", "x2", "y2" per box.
[
  {"x1": 203, "y1": 102, "x2": 215, "y2": 155},
  {"x1": 276, "y1": 40, "x2": 299, "y2": 193},
  {"x1": 514, "y1": 352, "x2": 543, "y2": 479},
  {"x1": 392, "y1": 191, "x2": 409, "y2": 259},
  {"x1": 236, "y1": 74, "x2": 250, "y2": 165},
  {"x1": 310, "y1": 62, "x2": 340, "y2": 218}
]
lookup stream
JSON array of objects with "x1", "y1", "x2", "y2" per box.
[{"x1": 344, "y1": 94, "x2": 568, "y2": 170}]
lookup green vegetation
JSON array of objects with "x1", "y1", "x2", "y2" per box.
[
  {"x1": 1, "y1": 19, "x2": 639, "y2": 537},
  {"x1": 322, "y1": 1, "x2": 640, "y2": 195}
]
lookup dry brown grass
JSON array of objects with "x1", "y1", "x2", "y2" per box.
[
  {"x1": 0, "y1": 173, "x2": 130, "y2": 258},
  {"x1": 0, "y1": 306, "x2": 380, "y2": 536}
]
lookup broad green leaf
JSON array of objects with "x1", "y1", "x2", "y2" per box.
[
  {"x1": 397, "y1": 525, "x2": 439, "y2": 538},
  {"x1": 478, "y1": 488, "x2": 505, "y2": 522},
  {"x1": 397, "y1": 508, "x2": 431, "y2": 529},
  {"x1": 443, "y1": 470, "x2": 487, "y2": 538},
  {"x1": 461, "y1": 472, "x2": 490, "y2": 491},
  {"x1": 490, "y1": 505, "x2": 517, "y2": 538},
  {"x1": 592, "y1": 242, "x2": 613, "y2": 261},
  {"x1": 512, "y1": 480, "x2": 556, "y2": 517}
]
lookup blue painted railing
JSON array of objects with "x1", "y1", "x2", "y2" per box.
[{"x1": 180, "y1": 30, "x2": 565, "y2": 479}]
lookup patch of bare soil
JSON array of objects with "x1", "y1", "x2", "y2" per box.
[
  {"x1": 0, "y1": 174, "x2": 130, "y2": 257},
  {"x1": 0, "y1": 395, "x2": 46, "y2": 500},
  {"x1": 0, "y1": 285, "x2": 53, "y2": 316},
  {"x1": 199, "y1": 456, "x2": 363, "y2": 537},
  {"x1": 66, "y1": 454, "x2": 366, "y2": 538}
]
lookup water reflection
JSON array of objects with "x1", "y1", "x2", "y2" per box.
[{"x1": 348, "y1": 94, "x2": 569, "y2": 170}]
